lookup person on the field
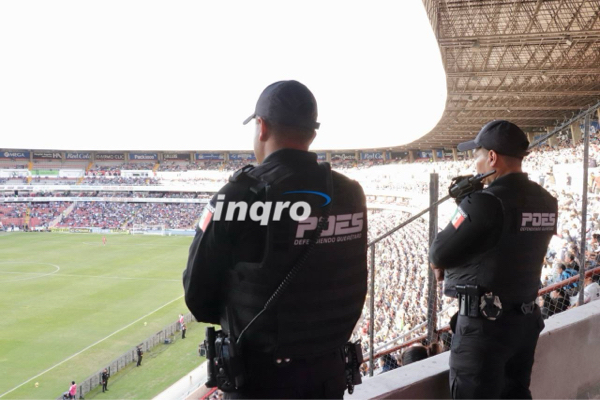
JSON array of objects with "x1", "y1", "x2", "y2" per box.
[
  {"x1": 137, "y1": 345, "x2": 143, "y2": 367},
  {"x1": 68, "y1": 381, "x2": 77, "y2": 399},
  {"x1": 101, "y1": 368, "x2": 110, "y2": 392}
]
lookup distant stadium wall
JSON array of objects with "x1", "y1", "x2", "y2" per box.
[
  {"x1": 1, "y1": 196, "x2": 208, "y2": 204},
  {"x1": 48, "y1": 227, "x2": 195, "y2": 236}
]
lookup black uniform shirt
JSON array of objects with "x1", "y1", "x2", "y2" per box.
[
  {"x1": 430, "y1": 172, "x2": 557, "y2": 300},
  {"x1": 430, "y1": 182, "x2": 503, "y2": 270},
  {"x1": 184, "y1": 149, "x2": 327, "y2": 324}
]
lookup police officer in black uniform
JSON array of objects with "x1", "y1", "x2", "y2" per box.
[
  {"x1": 101, "y1": 368, "x2": 109, "y2": 392},
  {"x1": 430, "y1": 120, "x2": 558, "y2": 399},
  {"x1": 183, "y1": 80, "x2": 368, "y2": 399},
  {"x1": 136, "y1": 345, "x2": 143, "y2": 367}
]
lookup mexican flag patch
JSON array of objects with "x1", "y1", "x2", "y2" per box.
[
  {"x1": 451, "y1": 207, "x2": 467, "y2": 229},
  {"x1": 198, "y1": 204, "x2": 215, "y2": 232}
]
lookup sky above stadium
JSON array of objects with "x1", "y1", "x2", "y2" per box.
[{"x1": 0, "y1": 1, "x2": 446, "y2": 152}]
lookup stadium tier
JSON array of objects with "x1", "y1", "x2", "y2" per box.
[{"x1": 3, "y1": 127, "x2": 600, "y2": 399}]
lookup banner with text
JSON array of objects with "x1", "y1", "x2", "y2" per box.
[
  {"x1": 228, "y1": 153, "x2": 256, "y2": 161},
  {"x1": 65, "y1": 152, "x2": 91, "y2": 160},
  {"x1": 331, "y1": 152, "x2": 356, "y2": 161},
  {"x1": 96, "y1": 153, "x2": 125, "y2": 161},
  {"x1": 33, "y1": 151, "x2": 62, "y2": 160},
  {"x1": 129, "y1": 153, "x2": 158, "y2": 161},
  {"x1": 163, "y1": 153, "x2": 190, "y2": 161},
  {"x1": 360, "y1": 152, "x2": 385, "y2": 160},
  {"x1": 196, "y1": 153, "x2": 225, "y2": 160},
  {"x1": 1, "y1": 151, "x2": 29, "y2": 159}
]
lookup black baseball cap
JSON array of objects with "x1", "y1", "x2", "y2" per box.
[
  {"x1": 243, "y1": 80, "x2": 320, "y2": 130},
  {"x1": 457, "y1": 120, "x2": 530, "y2": 158}
]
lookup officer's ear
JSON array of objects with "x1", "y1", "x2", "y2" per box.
[
  {"x1": 256, "y1": 117, "x2": 271, "y2": 142},
  {"x1": 488, "y1": 149, "x2": 499, "y2": 166}
]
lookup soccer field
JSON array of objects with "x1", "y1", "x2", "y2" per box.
[{"x1": 0, "y1": 232, "x2": 195, "y2": 399}]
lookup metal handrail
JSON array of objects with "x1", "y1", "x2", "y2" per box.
[{"x1": 363, "y1": 266, "x2": 600, "y2": 364}]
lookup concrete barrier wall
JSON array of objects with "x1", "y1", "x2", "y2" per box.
[{"x1": 352, "y1": 301, "x2": 600, "y2": 399}]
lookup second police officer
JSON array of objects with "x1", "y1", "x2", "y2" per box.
[
  {"x1": 183, "y1": 80, "x2": 368, "y2": 399},
  {"x1": 430, "y1": 120, "x2": 558, "y2": 399}
]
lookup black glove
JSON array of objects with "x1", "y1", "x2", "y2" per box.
[{"x1": 449, "y1": 175, "x2": 483, "y2": 204}]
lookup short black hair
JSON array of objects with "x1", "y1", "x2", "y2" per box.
[{"x1": 401, "y1": 345, "x2": 429, "y2": 366}]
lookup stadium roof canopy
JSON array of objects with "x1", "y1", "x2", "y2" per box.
[{"x1": 400, "y1": 0, "x2": 600, "y2": 151}]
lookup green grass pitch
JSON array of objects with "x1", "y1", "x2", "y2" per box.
[{"x1": 0, "y1": 232, "x2": 206, "y2": 399}]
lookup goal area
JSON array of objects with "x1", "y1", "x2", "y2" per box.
[{"x1": 131, "y1": 224, "x2": 166, "y2": 236}]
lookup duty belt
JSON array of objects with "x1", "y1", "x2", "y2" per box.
[
  {"x1": 458, "y1": 293, "x2": 535, "y2": 317},
  {"x1": 456, "y1": 285, "x2": 535, "y2": 318}
]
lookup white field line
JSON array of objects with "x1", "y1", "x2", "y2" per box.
[
  {"x1": 0, "y1": 294, "x2": 185, "y2": 399},
  {"x1": 0, "y1": 271, "x2": 179, "y2": 283}
]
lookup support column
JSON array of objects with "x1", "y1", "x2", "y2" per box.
[
  {"x1": 427, "y1": 173, "x2": 439, "y2": 345},
  {"x1": 326, "y1": 152, "x2": 331, "y2": 163},
  {"x1": 571, "y1": 122, "x2": 583, "y2": 143},
  {"x1": 467, "y1": 150, "x2": 473, "y2": 159},
  {"x1": 431, "y1": 149, "x2": 439, "y2": 162},
  {"x1": 408, "y1": 151, "x2": 415, "y2": 163},
  {"x1": 578, "y1": 113, "x2": 590, "y2": 306},
  {"x1": 452, "y1": 148, "x2": 458, "y2": 161},
  {"x1": 546, "y1": 127, "x2": 558, "y2": 147},
  {"x1": 527, "y1": 132, "x2": 535, "y2": 143}
]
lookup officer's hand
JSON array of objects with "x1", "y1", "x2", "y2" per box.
[
  {"x1": 448, "y1": 175, "x2": 483, "y2": 205},
  {"x1": 430, "y1": 263, "x2": 444, "y2": 282}
]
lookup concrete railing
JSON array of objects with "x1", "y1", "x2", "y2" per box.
[{"x1": 352, "y1": 301, "x2": 600, "y2": 399}]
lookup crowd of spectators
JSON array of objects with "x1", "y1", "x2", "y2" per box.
[
  {"x1": 158, "y1": 161, "x2": 225, "y2": 172},
  {"x1": 129, "y1": 203, "x2": 204, "y2": 228},
  {"x1": 86, "y1": 162, "x2": 157, "y2": 176},
  {"x1": 352, "y1": 210, "x2": 433, "y2": 358},
  {"x1": 53, "y1": 201, "x2": 204, "y2": 230}
]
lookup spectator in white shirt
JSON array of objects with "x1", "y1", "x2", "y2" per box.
[{"x1": 584, "y1": 275, "x2": 600, "y2": 304}]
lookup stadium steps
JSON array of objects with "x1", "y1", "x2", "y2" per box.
[
  {"x1": 121, "y1": 204, "x2": 142, "y2": 230},
  {"x1": 153, "y1": 162, "x2": 160, "y2": 173},
  {"x1": 25, "y1": 206, "x2": 30, "y2": 227},
  {"x1": 49, "y1": 202, "x2": 76, "y2": 228},
  {"x1": 76, "y1": 176, "x2": 84, "y2": 185},
  {"x1": 86, "y1": 161, "x2": 93, "y2": 171},
  {"x1": 28, "y1": 161, "x2": 32, "y2": 170}
]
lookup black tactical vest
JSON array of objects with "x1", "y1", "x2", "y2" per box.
[
  {"x1": 444, "y1": 173, "x2": 558, "y2": 304},
  {"x1": 222, "y1": 160, "x2": 368, "y2": 359}
]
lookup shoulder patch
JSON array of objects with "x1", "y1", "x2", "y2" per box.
[
  {"x1": 451, "y1": 207, "x2": 467, "y2": 229},
  {"x1": 198, "y1": 204, "x2": 215, "y2": 232}
]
